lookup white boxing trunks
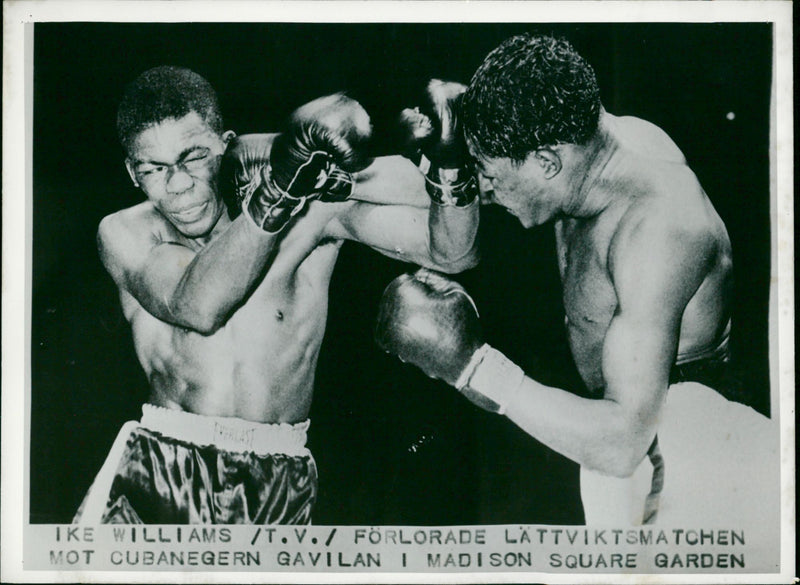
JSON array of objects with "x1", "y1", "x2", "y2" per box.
[{"x1": 580, "y1": 382, "x2": 779, "y2": 530}]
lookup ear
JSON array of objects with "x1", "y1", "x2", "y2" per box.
[
  {"x1": 222, "y1": 130, "x2": 236, "y2": 145},
  {"x1": 124, "y1": 159, "x2": 139, "y2": 187},
  {"x1": 534, "y1": 148, "x2": 562, "y2": 179}
]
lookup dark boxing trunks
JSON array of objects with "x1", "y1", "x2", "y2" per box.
[
  {"x1": 670, "y1": 350, "x2": 729, "y2": 387},
  {"x1": 73, "y1": 405, "x2": 317, "y2": 524},
  {"x1": 669, "y1": 331, "x2": 750, "y2": 405}
]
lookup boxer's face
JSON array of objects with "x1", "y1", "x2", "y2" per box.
[
  {"x1": 126, "y1": 112, "x2": 234, "y2": 239},
  {"x1": 473, "y1": 153, "x2": 558, "y2": 228}
]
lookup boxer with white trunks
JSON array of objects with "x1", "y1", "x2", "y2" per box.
[
  {"x1": 74, "y1": 66, "x2": 479, "y2": 524},
  {"x1": 375, "y1": 34, "x2": 778, "y2": 527}
]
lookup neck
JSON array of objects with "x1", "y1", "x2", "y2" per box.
[{"x1": 560, "y1": 113, "x2": 618, "y2": 219}]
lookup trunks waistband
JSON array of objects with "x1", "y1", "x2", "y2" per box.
[
  {"x1": 670, "y1": 355, "x2": 728, "y2": 384},
  {"x1": 140, "y1": 404, "x2": 310, "y2": 457},
  {"x1": 673, "y1": 324, "x2": 730, "y2": 366}
]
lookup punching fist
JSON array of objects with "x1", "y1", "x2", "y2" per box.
[
  {"x1": 271, "y1": 93, "x2": 373, "y2": 201},
  {"x1": 375, "y1": 268, "x2": 483, "y2": 385},
  {"x1": 375, "y1": 269, "x2": 525, "y2": 414},
  {"x1": 397, "y1": 80, "x2": 478, "y2": 207},
  {"x1": 219, "y1": 133, "x2": 276, "y2": 219},
  {"x1": 224, "y1": 94, "x2": 374, "y2": 233}
]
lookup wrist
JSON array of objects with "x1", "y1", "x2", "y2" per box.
[
  {"x1": 420, "y1": 155, "x2": 478, "y2": 207},
  {"x1": 455, "y1": 344, "x2": 526, "y2": 414}
]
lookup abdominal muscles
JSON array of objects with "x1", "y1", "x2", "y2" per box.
[{"x1": 135, "y1": 243, "x2": 339, "y2": 424}]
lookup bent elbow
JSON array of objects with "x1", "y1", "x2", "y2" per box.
[
  {"x1": 170, "y1": 301, "x2": 227, "y2": 336},
  {"x1": 603, "y1": 442, "x2": 651, "y2": 479},
  {"x1": 604, "y1": 457, "x2": 642, "y2": 479},
  {"x1": 191, "y1": 307, "x2": 232, "y2": 335},
  {"x1": 191, "y1": 317, "x2": 225, "y2": 336},
  {"x1": 451, "y1": 248, "x2": 481, "y2": 273}
]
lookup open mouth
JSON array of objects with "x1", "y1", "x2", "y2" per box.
[{"x1": 172, "y1": 201, "x2": 209, "y2": 223}]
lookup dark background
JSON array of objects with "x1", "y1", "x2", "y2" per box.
[{"x1": 30, "y1": 22, "x2": 773, "y2": 524}]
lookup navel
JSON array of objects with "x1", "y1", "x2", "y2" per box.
[{"x1": 275, "y1": 309, "x2": 284, "y2": 321}]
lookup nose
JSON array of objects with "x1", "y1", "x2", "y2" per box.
[
  {"x1": 477, "y1": 174, "x2": 494, "y2": 205},
  {"x1": 166, "y1": 164, "x2": 194, "y2": 194}
]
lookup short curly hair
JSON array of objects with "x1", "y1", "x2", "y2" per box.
[
  {"x1": 462, "y1": 34, "x2": 601, "y2": 163},
  {"x1": 117, "y1": 66, "x2": 223, "y2": 154}
]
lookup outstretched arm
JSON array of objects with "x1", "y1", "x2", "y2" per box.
[
  {"x1": 328, "y1": 155, "x2": 480, "y2": 273},
  {"x1": 376, "y1": 208, "x2": 715, "y2": 477},
  {"x1": 330, "y1": 79, "x2": 481, "y2": 273},
  {"x1": 503, "y1": 212, "x2": 714, "y2": 475}
]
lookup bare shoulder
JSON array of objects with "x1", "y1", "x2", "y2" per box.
[
  {"x1": 608, "y1": 115, "x2": 722, "y2": 247},
  {"x1": 97, "y1": 201, "x2": 173, "y2": 276},
  {"x1": 602, "y1": 115, "x2": 730, "y2": 311},
  {"x1": 612, "y1": 114, "x2": 687, "y2": 164},
  {"x1": 98, "y1": 201, "x2": 170, "y2": 247},
  {"x1": 610, "y1": 190, "x2": 720, "y2": 290}
]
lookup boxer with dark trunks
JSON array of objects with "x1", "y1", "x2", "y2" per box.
[
  {"x1": 376, "y1": 34, "x2": 777, "y2": 526},
  {"x1": 74, "y1": 66, "x2": 479, "y2": 524}
]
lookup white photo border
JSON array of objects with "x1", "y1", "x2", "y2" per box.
[{"x1": 2, "y1": 2, "x2": 794, "y2": 583}]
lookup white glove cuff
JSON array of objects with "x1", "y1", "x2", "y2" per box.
[
  {"x1": 418, "y1": 153, "x2": 432, "y2": 175},
  {"x1": 418, "y1": 154, "x2": 478, "y2": 207},
  {"x1": 455, "y1": 344, "x2": 525, "y2": 415}
]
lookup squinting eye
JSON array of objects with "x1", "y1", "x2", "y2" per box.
[
  {"x1": 184, "y1": 152, "x2": 209, "y2": 168},
  {"x1": 139, "y1": 166, "x2": 164, "y2": 177}
]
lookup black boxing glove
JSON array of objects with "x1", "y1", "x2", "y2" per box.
[
  {"x1": 375, "y1": 269, "x2": 525, "y2": 414},
  {"x1": 271, "y1": 92, "x2": 373, "y2": 197},
  {"x1": 397, "y1": 80, "x2": 478, "y2": 207},
  {"x1": 219, "y1": 132, "x2": 308, "y2": 232},
  {"x1": 225, "y1": 94, "x2": 374, "y2": 233},
  {"x1": 219, "y1": 133, "x2": 275, "y2": 219}
]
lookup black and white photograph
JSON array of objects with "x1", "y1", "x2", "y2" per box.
[{"x1": 2, "y1": 1, "x2": 794, "y2": 583}]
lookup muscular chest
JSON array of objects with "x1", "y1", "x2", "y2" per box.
[
  {"x1": 555, "y1": 219, "x2": 617, "y2": 386},
  {"x1": 230, "y1": 238, "x2": 341, "y2": 336},
  {"x1": 152, "y1": 237, "x2": 339, "y2": 399}
]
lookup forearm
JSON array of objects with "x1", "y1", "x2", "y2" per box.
[
  {"x1": 375, "y1": 270, "x2": 652, "y2": 475},
  {"x1": 351, "y1": 156, "x2": 430, "y2": 207},
  {"x1": 350, "y1": 158, "x2": 481, "y2": 272},
  {"x1": 166, "y1": 215, "x2": 280, "y2": 332},
  {"x1": 458, "y1": 344, "x2": 654, "y2": 476},
  {"x1": 503, "y1": 377, "x2": 655, "y2": 477},
  {"x1": 428, "y1": 197, "x2": 480, "y2": 272}
]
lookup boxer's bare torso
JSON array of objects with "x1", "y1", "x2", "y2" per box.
[
  {"x1": 101, "y1": 113, "x2": 476, "y2": 427},
  {"x1": 113, "y1": 200, "x2": 346, "y2": 424},
  {"x1": 104, "y1": 188, "x2": 366, "y2": 423},
  {"x1": 554, "y1": 113, "x2": 733, "y2": 392},
  {"x1": 473, "y1": 111, "x2": 737, "y2": 474}
]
